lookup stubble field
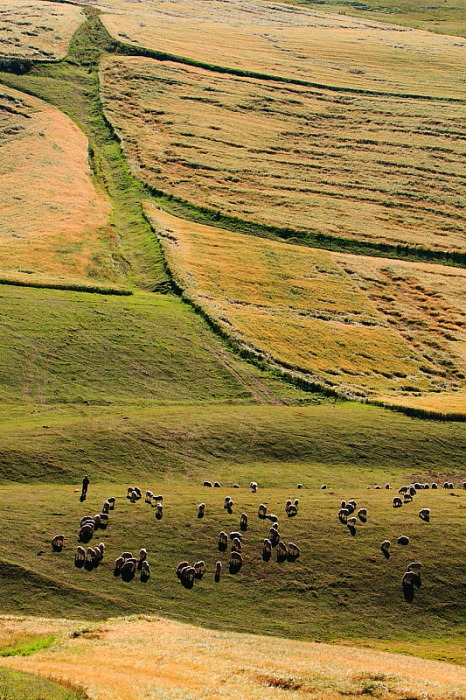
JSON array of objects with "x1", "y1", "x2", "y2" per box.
[{"x1": 100, "y1": 57, "x2": 466, "y2": 254}]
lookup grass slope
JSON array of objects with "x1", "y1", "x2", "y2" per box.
[
  {"x1": 2, "y1": 616, "x2": 466, "y2": 699},
  {"x1": 0, "y1": 666, "x2": 85, "y2": 700}
]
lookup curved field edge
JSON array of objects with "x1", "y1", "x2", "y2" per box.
[
  {"x1": 144, "y1": 204, "x2": 466, "y2": 420},
  {"x1": 0, "y1": 665, "x2": 86, "y2": 700},
  {"x1": 0, "y1": 615, "x2": 466, "y2": 698}
]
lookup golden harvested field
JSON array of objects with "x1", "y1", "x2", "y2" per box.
[
  {"x1": 101, "y1": 57, "x2": 466, "y2": 254},
  {"x1": 2, "y1": 615, "x2": 466, "y2": 699},
  {"x1": 100, "y1": 0, "x2": 466, "y2": 99},
  {"x1": 0, "y1": 0, "x2": 84, "y2": 60},
  {"x1": 0, "y1": 84, "x2": 122, "y2": 287},
  {"x1": 145, "y1": 205, "x2": 466, "y2": 403}
]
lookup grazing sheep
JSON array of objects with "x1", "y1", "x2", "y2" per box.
[
  {"x1": 213, "y1": 481, "x2": 221, "y2": 488},
  {"x1": 262, "y1": 538, "x2": 272, "y2": 561},
  {"x1": 393, "y1": 497, "x2": 403, "y2": 508},
  {"x1": 194, "y1": 560, "x2": 206, "y2": 580},
  {"x1": 79, "y1": 525, "x2": 94, "y2": 543},
  {"x1": 398, "y1": 486, "x2": 408, "y2": 494},
  {"x1": 265, "y1": 514, "x2": 278, "y2": 523},
  {"x1": 271, "y1": 522, "x2": 279, "y2": 531},
  {"x1": 418, "y1": 508, "x2": 430, "y2": 522},
  {"x1": 126, "y1": 486, "x2": 133, "y2": 499},
  {"x1": 121, "y1": 558, "x2": 137, "y2": 581},
  {"x1": 297, "y1": 484, "x2": 303, "y2": 489},
  {"x1": 106, "y1": 497, "x2": 116, "y2": 510},
  {"x1": 92, "y1": 546, "x2": 102, "y2": 564},
  {"x1": 85, "y1": 547, "x2": 95, "y2": 563},
  {"x1": 347, "y1": 516, "x2": 357, "y2": 527},
  {"x1": 176, "y1": 561, "x2": 189, "y2": 579},
  {"x1": 374, "y1": 485, "x2": 381, "y2": 490},
  {"x1": 397, "y1": 535, "x2": 410, "y2": 545},
  {"x1": 286, "y1": 505, "x2": 298, "y2": 518},
  {"x1": 409, "y1": 486, "x2": 416, "y2": 496},
  {"x1": 269, "y1": 528, "x2": 280, "y2": 548},
  {"x1": 381, "y1": 540, "x2": 391, "y2": 553},
  {"x1": 98, "y1": 513, "x2": 108, "y2": 529},
  {"x1": 129, "y1": 490, "x2": 138, "y2": 503},
  {"x1": 232, "y1": 537, "x2": 242, "y2": 553},
  {"x1": 347, "y1": 499, "x2": 357, "y2": 509},
  {"x1": 180, "y1": 566, "x2": 196, "y2": 588},
  {"x1": 80, "y1": 516, "x2": 94, "y2": 527},
  {"x1": 51, "y1": 534, "x2": 65, "y2": 552},
  {"x1": 102, "y1": 500, "x2": 111, "y2": 514},
  {"x1": 402, "y1": 570, "x2": 417, "y2": 585},
  {"x1": 293, "y1": 499, "x2": 299, "y2": 507},
  {"x1": 320, "y1": 485, "x2": 327, "y2": 490},
  {"x1": 250, "y1": 481, "x2": 258, "y2": 493},
  {"x1": 258, "y1": 504, "x2": 267, "y2": 519},
  {"x1": 443, "y1": 481, "x2": 449, "y2": 489},
  {"x1": 74, "y1": 546, "x2": 86, "y2": 567},
  {"x1": 138, "y1": 548, "x2": 147, "y2": 570},
  {"x1": 340, "y1": 500, "x2": 347, "y2": 509},
  {"x1": 97, "y1": 542, "x2": 105, "y2": 558},
  {"x1": 338, "y1": 508, "x2": 349, "y2": 524},
  {"x1": 114, "y1": 556, "x2": 124, "y2": 576},
  {"x1": 203, "y1": 481, "x2": 212, "y2": 487},
  {"x1": 197, "y1": 503, "x2": 205, "y2": 519},
  {"x1": 133, "y1": 487, "x2": 142, "y2": 499},
  {"x1": 463, "y1": 482, "x2": 466, "y2": 490},
  {"x1": 414, "y1": 482, "x2": 422, "y2": 490},
  {"x1": 218, "y1": 531, "x2": 228, "y2": 552},
  {"x1": 276, "y1": 541, "x2": 288, "y2": 563},
  {"x1": 403, "y1": 493, "x2": 413, "y2": 503},
  {"x1": 145, "y1": 491, "x2": 154, "y2": 504},
  {"x1": 357, "y1": 508, "x2": 367, "y2": 523},
  {"x1": 385, "y1": 483, "x2": 391, "y2": 489},
  {"x1": 449, "y1": 482, "x2": 454, "y2": 489},
  {"x1": 229, "y1": 531, "x2": 243, "y2": 541},
  {"x1": 154, "y1": 495, "x2": 163, "y2": 503},
  {"x1": 232, "y1": 484, "x2": 240, "y2": 489},
  {"x1": 287, "y1": 543, "x2": 300, "y2": 561},
  {"x1": 214, "y1": 560, "x2": 222, "y2": 582},
  {"x1": 229, "y1": 551, "x2": 243, "y2": 574},
  {"x1": 140, "y1": 560, "x2": 150, "y2": 582},
  {"x1": 121, "y1": 552, "x2": 133, "y2": 561},
  {"x1": 155, "y1": 503, "x2": 163, "y2": 520},
  {"x1": 285, "y1": 499, "x2": 292, "y2": 512},
  {"x1": 239, "y1": 513, "x2": 248, "y2": 531},
  {"x1": 407, "y1": 562, "x2": 422, "y2": 572},
  {"x1": 224, "y1": 496, "x2": 233, "y2": 512},
  {"x1": 431, "y1": 483, "x2": 438, "y2": 489}
]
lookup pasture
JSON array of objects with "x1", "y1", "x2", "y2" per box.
[
  {"x1": 2, "y1": 616, "x2": 466, "y2": 699},
  {"x1": 101, "y1": 57, "x2": 466, "y2": 254},
  {"x1": 0, "y1": 0, "x2": 84, "y2": 61},
  {"x1": 144, "y1": 206, "x2": 466, "y2": 405},
  {"x1": 100, "y1": 0, "x2": 466, "y2": 99}
]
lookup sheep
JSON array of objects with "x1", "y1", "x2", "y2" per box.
[
  {"x1": 285, "y1": 499, "x2": 292, "y2": 512},
  {"x1": 385, "y1": 483, "x2": 391, "y2": 489},
  {"x1": 443, "y1": 481, "x2": 449, "y2": 489},
  {"x1": 140, "y1": 560, "x2": 150, "y2": 582},
  {"x1": 449, "y1": 482, "x2": 454, "y2": 489},
  {"x1": 340, "y1": 500, "x2": 347, "y2": 509},
  {"x1": 51, "y1": 534, "x2": 65, "y2": 552},
  {"x1": 92, "y1": 546, "x2": 102, "y2": 565},
  {"x1": 121, "y1": 558, "x2": 137, "y2": 581},
  {"x1": 214, "y1": 560, "x2": 222, "y2": 582},
  {"x1": 154, "y1": 495, "x2": 163, "y2": 503},
  {"x1": 98, "y1": 543, "x2": 105, "y2": 558},
  {"x1": 347, "y1": 516, "x2": 357, "y2": 527},
  {"x1": 403, "y1": 493, "x2": 413, "y2": 503},
  {"x1": 98, "y1": 513, "x2": 108, "y2": 529},
  {"x1": 126, "y1": 486, "x2": 133, "y2": 499},
  {"x1": 218, "y1": 531, "x2": 228, "y2": 552},
  {"x1": 287, "y1": 542, "x2": 300, "y2": 561},
  {"x1": 180, "y1": 566, "x2": 196, "y2": 588},
  {"x1": 239, "y1": 513, "x2": 248, "y2": 531},
  {"x1": 197, "y1": 503, "x2": 205, "y2": 519},
  {"x1": 79, "y1": 525, "x2": 94, "y2": 543},
  {"x1": 203, "y1": 481, "x2": 212, "y2": 487},
  {"x1": 145, "y1": 490, "x2": 154, "y2": 504},
  {"x1": 80, "y1": 516, "x2": 94, "y2": 527},
  {"x1": 138, "y1": 548, "x2": 147, "y2": 570},
  {"x1": 380, "y1": 540, "x2": 391, "y2": 559},
  {"x1": 418, "y1": 507, "x2": 430, "y2": 522},
  {"x1": 250, "y1": 481, "x2": 257, "y2": 493},
  {"x1": 229, "y1": 531, "x2": 243, "y2": 541},
  {"x1": 114, "y1": 556, "x2": 124, "y2": 576},
  {"x1": 194, "y1": 560, "x2": 206, "y2": 580},
  {"x1": 297, "y1": 484, "x2": 303, "y2": 489},
  {"x1": 155, "y1": 503, "x2": 163, "y2": 520},
  {"x1": 276, "y1": 541, "x2": 288, "y2": 563},
  {"x1": 293, "y1": 499, "x2": 299, "y2": 507},
  {"x1": 265, "y1": 514, "x2": 278, "y2": 523},
  {"x1": 213, "y1": 481, "x2": 221, "y2": 488},
  {"x1": 262, "y1": 538, "x2": 272, "y2": 561},
  {"x1": 176, "y1": 561, "x2": 189, "y2": 579},
  {"x1": 398, "y1": 486, "x2": 408, "y2": 494},
  {"x1": 374, "y1": 485, "x2": 381, "y2": 490},
  {"x1": 338, "y1": 508, "x2": 349, "y2": 524},
  {"x1": 392, "y1": 497, "x2": 403, "y2": 508},
  {"x1": 74, "y1": 546, "x2": 86, "y2": 567},
  {"x1": 402, "y1": 570, "x2": 417, "y2": 585},
  {"x1": 93, "y1": 514, "x2": 102, "y2": 529},
  {"x1": 229, "y1": 551, "x2": 243, "y2": 574},
  {"x1": 133, "y1": 487, "x2": 142, "y2": 499},
  {"x1": 431, "y1": 483, "x2": 438, "y2": 489},
  {"x1": 407, "y1": 562, "x2": 422, "y2": 572},
  {"x1": 271, "y1": 522, "x2": 279, "y2": 531},
  {"x1": 320, "y1": 485, "x2": 327, "y2": 490},
  {"x1": 397, "y1": 535, "x2": 410, "y2": 545},
  {"x1": 223, "y1": 496, "x2": 233, "y2": 514},
  {"x1": 85, "y1": 547, "x2": 95, "y2": 570},
  {"x1": 107, "y1": 497, "x2": 116, "y2": 510},
  {"x1": 231, "y1": 537, "x2": 242, "y2": 553},
  {"x1": 232, "y1": 484, "x2": 240, "y2": 489},
  {"x1": 347, "y1": 499, "x2": 357, "y2": 510},
  {"x1": 102, "y1": 500, "x2": 111, "y2": 514},
  {"x1": 129, "y1": 489, "x2": 138, "y2": 503},
  {"x1": 357, "y1": 508, "x2": 367, "y2": 523},
  {"x1": 409, "y1": 486, "x2": 416, "y2": 496},
  {"x1": 414, "y1": 482, "x2": 422, "y2": 490},
  {"x1": 121, "y1": 552, "x2": 133, "y2": 561},
  {"x1": 258, "y1": 504, "x2": 267, "y2": 519},
  {"x1": 286, "y1": 505, "x2": 298, "y2": 518},
  {"x1": 269, "y1": 527, "x2": 280, "y2": 548},
  {"x1": 463, "y1": 482, "x2": 466, "y2": 490}
]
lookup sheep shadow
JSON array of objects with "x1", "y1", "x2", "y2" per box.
[
  {"x1": 113, "y1": 567, "x2": 122, "y2": 577},
  {"x1": 180, "y1": 577, "x2": 194, "y2": 589},
  {"x1": 140, "y1": 572, "x2": 150, "y2": 583},
  {"x1": 240, "y1": 522, "x2": 248, "y2": 532},
  {"x1": 229, "y1": 560, "x2": 242, "y2": 575},
  {"x1": 287, "y1": 552, "x2": 299, "y2": 563},
  {"x1": 214, "y1": 573, "x2": 221, "y2": 583},
  {"x1": 74, "y1": 558, "x2": 85, "y2": 569},
  {"x1": 52, "y1": 543, "x2": 63, "y2": 553},
  {"x1": 121, "y1": 568, "x2": 135, "y2": 583},
  {"x1": 358, "y1": 515, "x2": 367, "y2": 524},
  {"x1": 84, "y1": 559, "x2": 95, "y2": 572},
  {"x1": 276, "y1": 551, "x2": 287, "y2": 563},
  {"x1": 381, "y1": 550, "x2": 390, "y2": 560},
  {"x1": 262, "y1": 549, "x2": 271, "y2": 562},
  {"x1": 347, "y1": 525, "x2": 357, "y2": 537},
  {"x1": 194, "y1": 571, "x2": 204, "y2": 581},
  {"x1": 218, "y1": 541, "x2": 228, "y2": 553},
  {"x1": 402, "y1": 582, "x2": 415, "y2": 603}
]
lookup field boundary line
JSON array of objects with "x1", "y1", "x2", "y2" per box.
[{"x1": 0, "y1": 277, "x2": 133, "y2": 296}]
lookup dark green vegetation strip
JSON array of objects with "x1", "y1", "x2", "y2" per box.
[
  {"x1": 149, "y1": 191, "x2": 466, "y2": 269},
  {"x1": 0, "y1": 8, "x2": 169, "y2": 293},
  {"x1": 113, "y1": 38, "x2": 466, "y2": 105},
  {"x1": 0, "y1": 666, "x2": 86, "y2": 700}
]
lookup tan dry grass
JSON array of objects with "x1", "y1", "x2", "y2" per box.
[
  {"x1": 0, "y1": 0, "x2": 84, "y2": 60},
  {"x1": 2, "y1": 615, "x2": 466, "y2": 699},
  {"x1": 100, "y1": 57, "x2": 466, "y2": 254},
  {"x1": 100, "y1": 0, "x2": 466, "y2": 99},
  {"x1": 143, "y1": 204, "x2": 466, "y2": 399},
  {"x1": 0, "y1": 84, "x2": 123, "y2": 286}
]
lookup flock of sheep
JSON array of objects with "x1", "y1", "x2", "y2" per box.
[{"x1": 50, "y1": 478, "x2": 465, "y2": 600}]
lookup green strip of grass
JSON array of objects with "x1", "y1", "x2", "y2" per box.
[{"x1": 0, "y1": 635, "x2": 56, "y2": 658}]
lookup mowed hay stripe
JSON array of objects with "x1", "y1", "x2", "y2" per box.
[
  {"x1": 2, "y1": 616, "x2": 466, "y2": 699},
  {"x1": 0, "y1": 84, "x2": 123, "y2": 288},
  {"x1": 100, "y1": 57, "x2": 466, "y2": 255},
  {"x1": 145, "y1": 204, "x2": 466, "y2": 404}
]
